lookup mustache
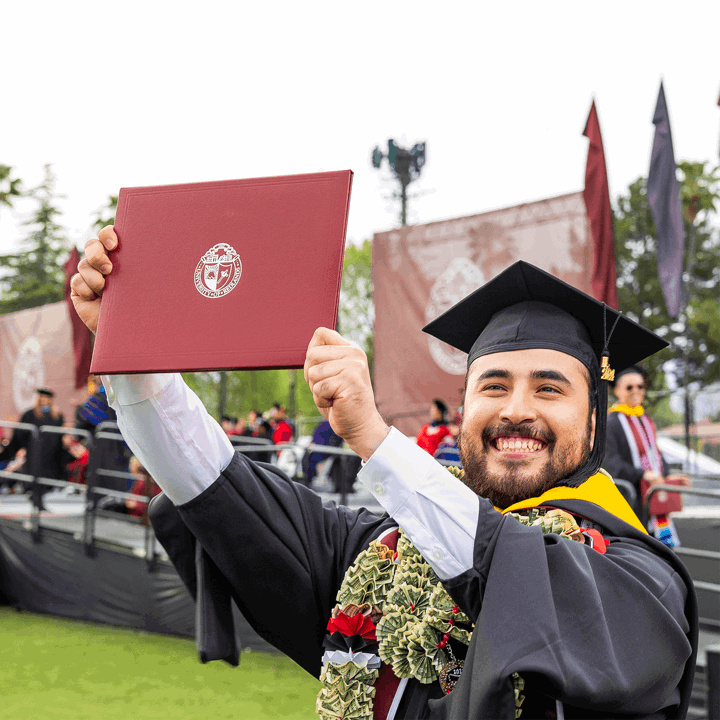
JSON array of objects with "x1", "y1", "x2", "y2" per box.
[{"x1": 479, "y1": 423, "x2": 555, "y2": 446}]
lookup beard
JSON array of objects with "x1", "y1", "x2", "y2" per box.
[{"x1": 457, "y1": 420, "x2": 592, "y2": 509}]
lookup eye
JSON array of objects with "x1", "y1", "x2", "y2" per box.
[
  {"x1": 538, "y1": 385, "x2": 562, "y2": 395},
  {"x1": 480, "y1": 382, "x2": 506, "y2": 392}
]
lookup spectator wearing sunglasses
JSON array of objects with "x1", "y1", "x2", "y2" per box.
[{"x1": 603, "y1": 365, "x2": 689, "y2": 545}]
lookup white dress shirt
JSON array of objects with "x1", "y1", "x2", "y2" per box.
[{"x1": 103, "y1": 373, "x2": 479, "y2": 578}]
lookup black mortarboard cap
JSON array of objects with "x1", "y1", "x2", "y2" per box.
[
  {"x1": 422, "y1": 261, "x2": 667, "y2": 373},
  {"x1": 36, "y1": 388, "x2": 55, "y2": 398},
  {"x1": 422, "y1": 261, "x2": 669, "y2": 488}
]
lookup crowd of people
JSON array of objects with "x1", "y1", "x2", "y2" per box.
[
  {"x1": 3, "y1": 374, "x2": 691, "y2": 544},
  {"x1": 0, "y1": 391, "x2": 354, "y2": 509},
  {"x1": 219, "y1": 403, "x2": 294, "y2": 445},
  {"x1": 0, "y1": 383, "x2": 140, "y2": 513}
]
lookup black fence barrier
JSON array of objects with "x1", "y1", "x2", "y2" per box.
[{"x1": 708, "y1": 645, "x2": 720, "y2": 720}]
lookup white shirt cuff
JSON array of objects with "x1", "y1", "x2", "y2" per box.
[
  {"x1": 103, "y1": 373, "x2": 174, "y2": 406},
  {"x1": 358, "y1": 427, "x2": 478, "y2": 579}
]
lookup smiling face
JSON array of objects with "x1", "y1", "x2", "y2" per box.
[
  {"x1": 613, "y1": 371, "x2": 646, "y2": 408},
  {"x1": 457, "y1": 348, "x2": 595, "y2": 509}
]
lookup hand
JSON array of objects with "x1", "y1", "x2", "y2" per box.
[
  {"x1": 642, "y1": 470, "x2": 663, "y2": 486},
  {"x1": 304, "y1": 327, "x2": 389, "y2": 461},
  {"x1": 666, "y1": 473, "x2": 692, "y2": 487},
  {"x1": 70, "y1": 226, "x2": 117, "y2": 335}
]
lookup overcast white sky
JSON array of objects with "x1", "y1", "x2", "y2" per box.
[{"x1": 2, "y1": 1, "x2": 719, "y2": 254}]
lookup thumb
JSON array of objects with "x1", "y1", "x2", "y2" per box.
[{"x1": 308, "y1": 326, "x2": 352, "y2": 349}]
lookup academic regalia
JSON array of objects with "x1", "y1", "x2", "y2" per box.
[
  {"x1": 149, "y1": 261, "x2": 696, "y2": 719},
  {"x1": 150, "y1": 454, "x2": 697, "y2": 719},
  {"x1": 150, "y1": 452, "x2": 395, "y2": 673}
]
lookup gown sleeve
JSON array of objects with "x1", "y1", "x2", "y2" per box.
[
  {"x1": 150, "y1": 452, "x2": 392, "y2": 677},
  {"x1": 433, "y1": 500, "x2": 694, "y2": 718}
]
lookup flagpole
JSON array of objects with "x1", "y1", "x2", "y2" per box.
[{"x1": 681, "y1": 213, "x2": 699, "y2": 467}]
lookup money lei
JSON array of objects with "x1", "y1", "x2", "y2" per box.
[{"x1": 316, "y1": 466, "x2": 583, "y2": 720}]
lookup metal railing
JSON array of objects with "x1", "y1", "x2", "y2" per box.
[
  {"x1": 645, "y1": 485, "x2": 720, "y2": 609},
  {"x1": 229, "y1": 441, "x2": 364, "y2": 506},
  {"x1": 0, "y1": 421, "x2": 157, "y2": 566}
]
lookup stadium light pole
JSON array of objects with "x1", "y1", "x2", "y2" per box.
[{"x1": 371, "y1": 139, "x2": 427, "y2": 226}]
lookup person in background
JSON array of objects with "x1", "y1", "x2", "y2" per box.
[
  {"x1": 433, "y1": 410, "x2": 462, "y2": 466},
  {"x1": 416, "y1": 398, "x2": 451, "y2": 456},
  {"x1": 63, "y1": 431, "x2": 90, "y2": 486},
  {"x1": 126, "y1": 455, "x2": 162, "y2": 522},
  {"x1": 220, "y1": 415, "x2": 237, "y2": 436},
  {"x1": 603, "y1": 364, "x2": 690, "y2": 546},
  {"x1": 0, "y1": 388, "x2": 65, "y2": 511},
  {"x1": 271, "y1": 404, "x2": 293, "y2": 445},
  {"x1": 241, "y1": 410, "x2": 261, "y2": 437},
  {"x1": 303, "y1": 419, "x2": 344, "y2": 487},
  {"x1": 75, "y1": 379, "x2": 131, "y2": 498}
]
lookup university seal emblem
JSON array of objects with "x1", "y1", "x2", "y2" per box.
[{"x1": 194, "y1": 243, "x2": 242, "y2": 298}]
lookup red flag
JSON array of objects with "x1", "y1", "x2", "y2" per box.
[
  {"x1": 63, "y1": 247, "x2": 92, "y2": 389},
  {"x1": 583, "y1": 100, "x2": 618, "y2": 309}
]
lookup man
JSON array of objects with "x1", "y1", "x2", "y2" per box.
[
  {"x1": 0, "y1": 388, "x2": 65, "y2": 510},
  {"x1": 71, "y1": 228, "x2": 697, "y2": 719}
]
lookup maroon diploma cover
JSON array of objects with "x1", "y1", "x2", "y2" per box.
[{"x1": 90, "y1": 170, "x2": 353, "y2": 374}]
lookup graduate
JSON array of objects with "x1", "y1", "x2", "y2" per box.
[{"x1": 71, "y1": 229, "x2": 697, "y2": 720}]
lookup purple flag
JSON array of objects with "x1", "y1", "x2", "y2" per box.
[{"x1": 647, "y1": 82, "x2": 684, "y2": 318}]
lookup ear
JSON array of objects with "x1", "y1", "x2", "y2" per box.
[{"x1": 589, "y1": 408, "x2": 597, "y2": 451}]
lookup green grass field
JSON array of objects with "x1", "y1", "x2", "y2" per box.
[{"x1": 0, "y1": 607, "x2": 320, "y2": 719}]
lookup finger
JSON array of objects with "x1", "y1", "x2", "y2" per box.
[
  {"x1": 84, "y1": 237, "x2": 113, "y2": 274},
  {"x1": 77, "y1": 257, "x2": 106, "y2": 295},
  {"x1": 307, "y1": 327, "x2": 352, "y2": 351},
  {"x1": 306, "y1": 344, "x2": 364, "y2": 371},
  {"x1": 70, "y1": 272, "x2": 99, "y2": 301},
  {"x1": 97, "y1": 225, "x2": 118, "y2": 250},
  {"x1": 304, "y1": 343, "x2": 365, "y2": 383},
  {"x1": 311, "y1": 375, "x2": 345, "y2": 409},
  {"x1": 306, "y1": 358, "x2": 349, "y2": 390}
]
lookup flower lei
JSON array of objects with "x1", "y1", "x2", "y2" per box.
[{"x1": 316, "y1": 472, "x2": 584, "y2": 720}]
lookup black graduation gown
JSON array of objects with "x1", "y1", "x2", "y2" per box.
[
  {"x1": 0, "y1": 408, "x2": 66, "y2": 479},
  {"x1": 150, "y1": 451, "x2": 697, "y2": 720}
]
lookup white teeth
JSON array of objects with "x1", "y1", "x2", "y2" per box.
[{"x1": 496, "y1": 438, "x2": 544, "y2": 452}]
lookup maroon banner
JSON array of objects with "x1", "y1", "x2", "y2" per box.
[
  {"x1": 63, "y1": 247, "x2": 92, "y2": 390},
  {"x1": 372, "y1": 192, "x2": 594, "y2": 437},
  {"x1": 583, "y1": 100, "x2": 618, "y2": 309},
  {"x1": 0, "y1": 302, "x2": 87, "y2": 423}
]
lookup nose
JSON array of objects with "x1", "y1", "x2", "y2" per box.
[{"x1": 498, "y1": 388, "x2": 537, "y2": 425}]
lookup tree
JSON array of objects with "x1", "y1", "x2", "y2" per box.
[
  {"x1": 0, "y1": 165, "x2": 70, "y2": 315},
  {"x1": 613, "y1": 161, "x2": 720, "y2": 416},
  {"x1": 0, "y1": 165, "x2": 23, "y2": 210},
  {"x1": 338, "y1": 238, "x2": 374, "y2": 370}
]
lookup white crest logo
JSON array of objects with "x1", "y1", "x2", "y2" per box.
[
  {"x1": 194, "y1": 243, "x2": 242, "y2": 298},
  {"x1": 425, "y1": 258, "x2": 485, "y2": 375},
  {"x1": 12, "y1": 337, "x2": 45, "y2": 412}
]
